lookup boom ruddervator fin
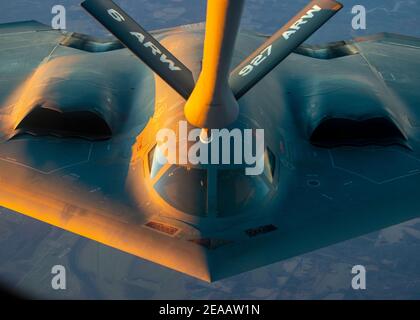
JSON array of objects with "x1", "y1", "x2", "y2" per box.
[
  {"x1": 81, "y1": 0, "x2": 195, "y2": 100},
  {"x1": 229, "y1": 0, "x2": 343, "y2": 99}
]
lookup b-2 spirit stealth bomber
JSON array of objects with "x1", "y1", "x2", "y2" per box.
[{"x1": 0, "y1": 0, "x2": 420, "y2": 281}]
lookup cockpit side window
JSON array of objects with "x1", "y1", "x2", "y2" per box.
[
  {"x1": 148, "y1": 144, "x2": 168, "y2": 179},
  {"x1": 263, "y1": 147, "x2": 276, "y2": 183}
]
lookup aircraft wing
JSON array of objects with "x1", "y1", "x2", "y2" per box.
[
  {"x1": 0, "y1": 21, "x2": 216, "y2": 281},
  {"x1": 210, "y1": 32, "x2": 420, "y2": 280}
]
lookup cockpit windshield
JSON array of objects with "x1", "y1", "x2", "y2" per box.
[
  {"x1": 154, "y1": 165, "x2": 207, "y2": 216},
  {"x1": 217, "y1": 169, "x2": 270, "y2": 217},
  {"x1": 148, "y1": 145, "x2": 276, "y2": 217}
]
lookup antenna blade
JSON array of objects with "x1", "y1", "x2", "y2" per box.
[
  {"x1": 81, "y1": 0, "x2": 195, "y2": 99},
  {"x1": 229, "y1": 0, "x2": 343, "y2": 99}
]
